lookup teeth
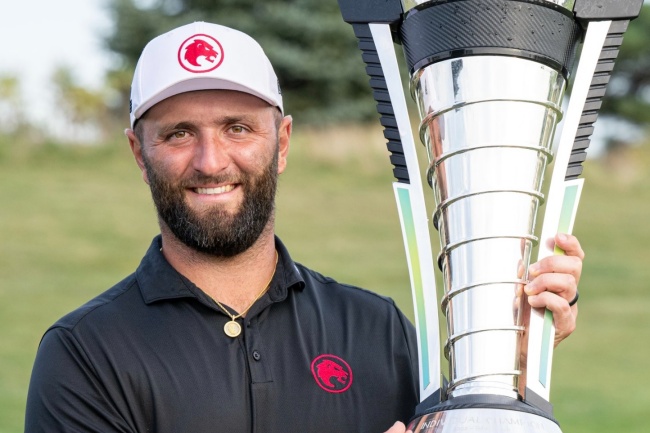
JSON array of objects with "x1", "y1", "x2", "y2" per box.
[{"x1": 195, "y1": 185, "x2": 235, "y2": 195}]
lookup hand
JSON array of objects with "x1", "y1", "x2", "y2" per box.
[
  {"x1": 384, "y1": 421, "x2": 412, "y2": 433},
  {"x1": 525, "y1": 233, "x2": 584, "y2": 346}
]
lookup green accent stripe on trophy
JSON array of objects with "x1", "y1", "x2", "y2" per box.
[
  {"x1": 554, "y1": 184, "x2": 580, "y2": 255},
  {"x1": 539, "y1": 182, "x2": 582, "y2": 387},
  {"x1": 539, "y1": 309, "x2": 554, "y2": 386},
  {"x1": 397, "y1": 187, "x2": 430, "y2": 388}
]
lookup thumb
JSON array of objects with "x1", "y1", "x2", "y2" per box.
[{"x1": 384, "y1": 421, "x2": 411, "y2": 433}]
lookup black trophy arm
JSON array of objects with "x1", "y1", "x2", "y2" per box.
[
  {"x1": 337, "y1": 0, "x2": 402, "y2": 24},
  {"x1": 565, "y1": 20, "x2": 631, "y2": 179},
  {"x1": 566, "y1": 0, "x2": 644, "y2": 180},
  {"x1": 337, "y1": 0, "x2": 411, "y2": 183},
  {"x1": 349, "y1": 23, "x2": 410, "y2": 184},
  {"x1": 574, "y1": 0, "x2": 644, "y2": 22}
]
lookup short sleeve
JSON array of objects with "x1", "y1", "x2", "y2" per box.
[{"x1": 25, "y1": 328, "x2": 132, "y2": 433}]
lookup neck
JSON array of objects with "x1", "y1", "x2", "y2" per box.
[{"x1": 159, "y1": 222, "x2": 278, "y2": 314}]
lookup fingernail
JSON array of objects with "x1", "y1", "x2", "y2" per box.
[
  {"x1": 528, "y1": 264, "x2": 539, "y2": 276},
  {"x1": 528, "y1": 295, "x2": 537, "y2": 303},
  {"x1": 558, "y1": 233, "x2": 568, "y2": 242}
]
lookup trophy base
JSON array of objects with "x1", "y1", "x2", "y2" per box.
[{"x1": 407, "y1": 395, "x2": 562, "y2": 433}]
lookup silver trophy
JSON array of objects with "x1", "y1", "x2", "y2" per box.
[{"x1": 337, "y1": 0, "x2": 643, "y2": 431}]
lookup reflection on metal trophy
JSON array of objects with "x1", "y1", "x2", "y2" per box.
[{"x1": 338, "y1": 0, "x2": 643, "y2": 431}]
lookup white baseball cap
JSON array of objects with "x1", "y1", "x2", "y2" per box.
[{"x1": 129, "y1": 21, "x2": 283, "y2": 128}]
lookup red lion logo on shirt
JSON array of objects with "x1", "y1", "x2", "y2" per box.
[
  {"x1": 317, "y1": 359, "x2": 349, "y2": 388},
  {"x1": 311, "y1": 354, "x2": 353, "y2": 393},
  {"x1": 183, "y1": 39, "x2": 218, "y2": 67}
]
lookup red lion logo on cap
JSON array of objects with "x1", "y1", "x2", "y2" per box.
[
  {"x1": 177, "y1": 33, "x2": 224, "y2": 73},
  {"x1": 311, "y1": 354, "x2": 353, "y2": 393},
  {"x1": 184, "y1": 39, "x2": 218, "y2": 67}
]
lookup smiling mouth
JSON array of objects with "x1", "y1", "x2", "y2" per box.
[{"x1": 194, "y1": 185, "x2": 236, "y2": 195}]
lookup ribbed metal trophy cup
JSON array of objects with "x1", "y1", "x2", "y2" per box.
[{"x1": 337, "y1": 0, "x2": 643, "y2": 431}]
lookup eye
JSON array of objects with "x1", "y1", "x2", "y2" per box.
[
  {"x1": 230, "y1": 125, "x2": 247, "y2": 134},
  {"x1": 164, "y1": 130, "x2": 189, "y2": 142}
]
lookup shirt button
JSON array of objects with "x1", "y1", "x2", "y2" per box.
[{"x1": 252, "y1": 350, "x2": 262, "y2": 361}]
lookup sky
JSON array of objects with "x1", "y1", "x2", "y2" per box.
[{"x1": 0, "y1": 0, "x2": 113, "y2": 128}]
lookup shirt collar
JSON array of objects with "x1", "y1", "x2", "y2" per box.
[
  {"x1": 268, "y1": 236, "x2": 306, "y2": 301},
  {"x1": 136, "y1": 235, "x2": 305, "y2": 305}
]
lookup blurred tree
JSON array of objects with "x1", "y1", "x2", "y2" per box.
[
  {"x1": 0, "y1": 74, "x2": 25, "y2": 134},
  {"x1": 52, "y1": 66, "x2": 112, "y2": 140},
  {"x1": 105, "y1": 67, "x2": 135, "y2": 128},
  {"x1": 105, "y1": 0, "x2": 377, "y2": 124}
]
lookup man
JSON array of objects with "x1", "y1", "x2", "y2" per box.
[{"x1": 25, "y1": 22, "x2": 583, "y2": 433}]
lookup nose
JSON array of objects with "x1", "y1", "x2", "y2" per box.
[{"x1": 192, "y1": 132, "x2": 230, "y2": 175}]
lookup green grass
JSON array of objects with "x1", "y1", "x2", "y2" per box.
[{"x1": 1, "y1": 128, "x2": 649, "y2": 432}]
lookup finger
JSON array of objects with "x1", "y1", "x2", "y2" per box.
[
  {"x1": 553, "y1": 233, "x2": 585, "y2": 260},
  {"x1": 517, "y1": 259, "x2": 525, "y2": 279},
  {"x1": 524, "y1": 274, "x2": 578, "y2": 305},
  {"x1": 526, "y1": 291, "x2": 577, "y2": 346},
  {"x1": 528, "y1": 254, "x2": 583, "y2": 285},
  {"x1": 525, "y1": 271, "x2": 578, "y2": 301}
]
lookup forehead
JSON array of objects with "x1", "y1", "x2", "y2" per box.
[{"x1": 142, "y1": 89, "x2": 275, "y2": 125}]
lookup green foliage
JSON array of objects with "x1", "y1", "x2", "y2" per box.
[
  {"x1": 51, "y1": 66, "x2": 110, "y2": 132},
  {"x1": 105, "y1": 0, "x2": 377, "y2": 124},
  {"x1": 0, "y1": 74, "x2": 26, "y2": 133}
]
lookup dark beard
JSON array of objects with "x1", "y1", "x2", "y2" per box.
[{"x1": 142, "y1": 149, "x2": 278, "y2": 257}]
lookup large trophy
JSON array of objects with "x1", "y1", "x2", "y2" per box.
[{"x1": 337, "y1": 0, "x2": 643, "y2": 431}]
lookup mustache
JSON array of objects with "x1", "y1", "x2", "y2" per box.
[{"x1": 178, "y1": 172, "x2": 245, "y2": 188}]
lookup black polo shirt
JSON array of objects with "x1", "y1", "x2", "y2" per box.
[{"x1": 26, "y1": 236, "x2": 419, "y2": 433}]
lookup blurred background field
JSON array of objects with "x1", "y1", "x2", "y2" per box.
[
  {"x1": 1, "y1": 126, "x2": 650, "y2": 432},
  {"x1": 2, "y1": 0, "x2": 650, "y2": 432}
]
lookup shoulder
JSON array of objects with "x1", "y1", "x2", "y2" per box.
[
  {"x1": 48, "y1": 273, "x2": 140, "y2": 333},
  {"x1": 293, "y1": 262, "x2": 415, "y2": 332},
  {"x1": 34, "y1": 272, "x2": 150, "y2": 386},
  {"x1": 295, "y1": 262, "x2": 396, "y2": 303}
]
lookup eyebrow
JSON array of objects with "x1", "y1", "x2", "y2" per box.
[
  {"x1": 150, "y1": 109, "x2": 272, "y2": 138},
  {"x1": 154, "y1": 121, "x2": 195, "y2": 137},
  {"x1": 218, "y1": 114, "x2": 261, "y2": 126},
  {"x1": 159, "y1": 114, "x2": 259, "y2": 130}
]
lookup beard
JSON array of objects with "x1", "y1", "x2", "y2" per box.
[{"x1": 142, "y1": 148, "x2": 279, "y2": 258}]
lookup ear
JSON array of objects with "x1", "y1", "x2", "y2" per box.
[
  {"x1": 125, "y1": 128, "x2": 150, "y2": 185},
  {"x1": 276, "y1": 115, "x2": 292, "y2": 175}
]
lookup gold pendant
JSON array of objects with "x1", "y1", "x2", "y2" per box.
[{"x1": 224, "y1": 320, "x2": 242, "y2": 338}]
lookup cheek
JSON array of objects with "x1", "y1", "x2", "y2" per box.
[
  {"x1": 144, "y1": 158, "x2": 179, "y2": 190},
  {"x1": 232, "y1": 146, "x2": 274, "y2": 173},
  {"x1": 147, "y1": 149, "x2": 193, "y2": 180}
]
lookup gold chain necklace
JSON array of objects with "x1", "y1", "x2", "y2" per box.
[{"x1": 212, "y1": 251, "x2": 278, "y2": 338}]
